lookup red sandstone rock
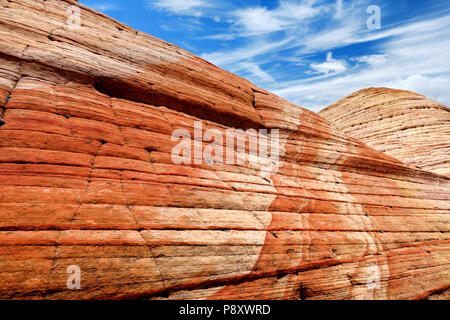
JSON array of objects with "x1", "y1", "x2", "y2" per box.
[{"x1": 0, "y1": 0, "x2": 448, "y2": 300}]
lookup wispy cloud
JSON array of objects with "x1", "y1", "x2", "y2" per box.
[
  {"x1": 233, "y1": 62, "x2": 275, "y2": 83},
  {"x1": 232, "y1": 0, "x2": 323, "y2": 36},
  {"x1": 334, "y1": 0, "x2": 343, "y2": 19},
  {"x1": 148, "y1": 0, "x2": 214, "y2": 17},
  {"x1": 201, "y1": 36, "x2": 294, "y2": 66},
  {"x1": 85, "y1": 2, "x2": 120, "y2": 12}
]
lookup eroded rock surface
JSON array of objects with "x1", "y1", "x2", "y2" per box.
[
  {"x1": 320, "y1": 88, "x2": 450, "y2": 177},
  {"x1": 0, "y1": 0, "x2": 449, "y2": 300}
]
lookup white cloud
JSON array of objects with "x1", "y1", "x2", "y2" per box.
[
  {"x1": 300, "y1": 13, "x2": 450, "y2": 54},
  {"x1": 232, "y1": 0, "x2": 324, "y2": 36},
  {"x1": 275, "y1": 0, "x2": 322, "y2": 20},
  {"x1": 86, "y1": 2, "x2": 119, "y2": 12},
  {"x1": 149, "y1": 0, "x2": 212, "y2": 17},
  {"x1": 355, "y1": 54, "x2": 388, "y2": 67},
  {"x1": 233, "y1": 7, "x2": 284, "y2": 34},
  {"x1": 201, "y1": 37, "x2": 294, "y2": 67},
  {"x1": 388, "y1": 74, "x2": 450, "y2": 105},
  {"x1": 310, "y1": 52, "x2": 347, "y2": 75},
  {"x1": 301, "y1": 23, "x2": 359, "y2": 53}
]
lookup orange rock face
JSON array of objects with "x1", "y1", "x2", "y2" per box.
[
  {"x1": 0, "y1": 0, "x2": 449, "y2": 300},
  {"x1": 320, "y1": 88, "x2": 450, "y2": 177}
]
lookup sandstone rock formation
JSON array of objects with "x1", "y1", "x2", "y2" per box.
[
  {"x1": 0, "y1": 0, "x2": 449, "y2": 300},
  {"x1": 320, "y1": 88, "x2": 450, "y2": 177}
]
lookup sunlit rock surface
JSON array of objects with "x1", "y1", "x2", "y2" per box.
[{"x1": 0, "y1": 0, "x2": 448, "y2": 300}]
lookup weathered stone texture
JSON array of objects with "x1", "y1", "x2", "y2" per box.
[{"x1": 0, "y1": 0, "x2": 448, "y2": 300}]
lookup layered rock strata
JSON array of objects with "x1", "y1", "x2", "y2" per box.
[{"x1": 0, "y1": 0, "x2": 449, "y2": 300}]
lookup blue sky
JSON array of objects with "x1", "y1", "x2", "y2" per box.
[{"x1": 80, "y1": 0, "x2": 450, "y2": 111}]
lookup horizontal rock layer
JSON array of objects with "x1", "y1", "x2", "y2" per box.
[
  {"x1": 319, "y1": 88, "x2": 450, "y2": 177},
  {"x1": 0, "y1": 0, "x2": 449, "y2": 300}
]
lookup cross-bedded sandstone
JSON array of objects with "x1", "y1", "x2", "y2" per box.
[{"x1": 0, "y1": 0, "x2": 448, "y2": 300}]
